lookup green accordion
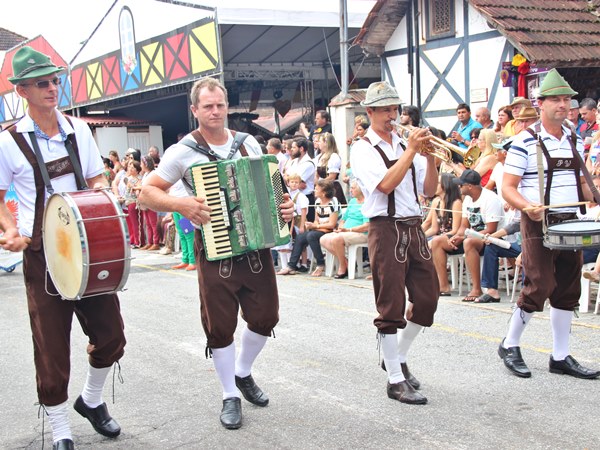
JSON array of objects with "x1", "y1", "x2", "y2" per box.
[{"x1": 190, "y1": 155, "x2": 290, "y2": 261}]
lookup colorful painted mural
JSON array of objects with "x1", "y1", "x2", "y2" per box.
[{"x1": 71, "y1": 17, "x2": 220, "y2": 107}]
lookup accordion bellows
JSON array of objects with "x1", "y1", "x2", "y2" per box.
[{"x1": 190, "y1": 155, "x2": 290, "y2": 261}]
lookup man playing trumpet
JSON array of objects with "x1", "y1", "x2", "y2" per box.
[{"x1": 350, "y1": 81, "x2": 439, "y2": 405}]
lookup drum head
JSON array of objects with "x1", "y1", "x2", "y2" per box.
[{"x1": 43, "y1": 194, "x2": 85, "y2": 299}]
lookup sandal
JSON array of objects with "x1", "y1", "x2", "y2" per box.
[
  {"x1": 311, "y1": 266, "x2": 325, "y2": 277},
  {"x1": 277, "y1": 267, "x2": 297, "y2": 275},
  {"x1": 474, "y1": 293, "x2": 501, "y2": 303},
  {"x1": 461, "y1": 295, "x2": 479, "y2": 302}
]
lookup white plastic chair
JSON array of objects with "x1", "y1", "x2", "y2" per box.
[{"x1": 347, "y1": 243, "x2": 369, "y2": 279}]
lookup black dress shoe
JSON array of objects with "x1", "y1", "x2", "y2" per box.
[
  {"x1": 334, "y1": 271, "x2": 348, "y2": 279},
  {"x1": 74, "y1": 395, "x2": 121, "y2": 438},
  {"x1": 235, "y1": 374, "x2": 269, "y2": 406},
  {"x1": 549, "y1": 355, "x2": 600, "y2": 379},
  {"x1": 498, "y1": 339, "x2": 531, "y2": 378},
  {"x1": 53, "y1": 439, "x2": 74, "y2": 450},
  {"x1": 387, "y1": 381, "x2": 427, "y2": 405},
  {"x1": 220, "y1": 397, "x2": 242, "y2": 429},
  {"x1": 380, "y1": 360, "x2": 421, "y2": 390}
]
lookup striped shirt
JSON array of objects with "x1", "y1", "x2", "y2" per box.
[{"x1": 503, "y1": 123, "x2": 583, "y2": 212}]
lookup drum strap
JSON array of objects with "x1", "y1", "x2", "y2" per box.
[{"x1": 181, "y1": 129, "x2": 249, "y2": 161}]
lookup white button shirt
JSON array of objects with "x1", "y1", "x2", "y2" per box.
[{"x1": 350, "y1": 127, "x2": 427, "y2": 218}]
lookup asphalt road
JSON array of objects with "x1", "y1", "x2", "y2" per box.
[{"x1": 1, "y1": 249, "x2": 599, "y2": 449}]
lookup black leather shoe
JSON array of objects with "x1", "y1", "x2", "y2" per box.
[
  {"x1": 387, "y1": 381, "x2": 427, "y2": 405},
  {"x1": 74, "y1": 395, "x2": 121, "y2": 438},
  {"x1": 498, "y1": 339, "x2": 531, "y2": 378},
  {"x1": 549, "y1": 355, "x2": 600, "y2": 379},
  {"x1": 53, "y1": 439, "x2": 74, "y2": 450},
  {"x1": 235, "y1": 374, "x2": 269, "y2": 406},
  {"x1": 220, "y1": 397, "x2": 242, "y2": 429},
  {"x1": 380, "y1": 360, "x2": 421, "y2": 390}
]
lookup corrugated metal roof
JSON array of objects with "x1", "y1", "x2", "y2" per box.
[
  {"x1": 471, "y1": 0, "x2": 600, "y2": 68},
  {"x1": 78, "y1": 116, "x2": 160, "y2": 127}
]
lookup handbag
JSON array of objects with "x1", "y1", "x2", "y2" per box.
[{"x1": 178, "y1": 217, "x2": 194, "y2": 234}]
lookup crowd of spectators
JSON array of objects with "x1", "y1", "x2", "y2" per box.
[{"x1": 273, "y1": 95, "x2": 600, "y2": 306}]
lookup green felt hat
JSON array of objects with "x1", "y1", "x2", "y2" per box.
[
  {"x1": 537, "y1": 69, "x2": 578, "y2": 98},
  {"x1": 8, "y1": 46, "x2": 64, "y2": 85}
]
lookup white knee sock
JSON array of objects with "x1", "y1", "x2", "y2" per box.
[
  {"x1": 550, "y1": 307, "x2": 572, "y2": 361},
  {"x1": 235, "y1": 327, "x2": 268, "y2": 378},
  {"x1": 212, "y1": 343, "x2": 239, "y2": 399},
  {"x1": 504, "y1": 307, "x2": 533, "y2": 348},
  {"x1": 397, "y1": 321, "x2": 423, "y2": 363},
  {"x1": 81, "y1": 365, "x2": 111, "y2": 408},
  {"x1": 45, "y1": 401, "x2": 72, "y2": 443},
  {"x1": 380, "y1": 333, "x2": 405, "y2": 384}
]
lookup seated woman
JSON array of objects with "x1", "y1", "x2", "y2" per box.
[
  {"x1": 421, "y1": 173, "x2": 462, "y2": 240},
  {"x1": 320, "y1": 181, "x2": 369, "y2": 279},
  {"x1": 448, "y1": 128, "x2": 498, "y2": 187},
  {"x1": 277, "y1": 179, "x2": 340, "y2": 277},
  {"x1": 494, "y1": 105, "x2": 513, "y2": 137}
]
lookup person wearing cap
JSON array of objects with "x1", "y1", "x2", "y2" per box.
[
  {"x1": 567, "y1": 99, "x2": 585, "y2": 135},
  {"x1": 500, "y1": 68, "x2": 600, "y2": 380},
  {"x1": 486, "y1": 136, "x2": 515, "y2": 205},
  {"x1": 450, "y1": 103, "x2": 482, "y2": 151},
  {"x1": 502, "y1": 97, "x2": 531, "y2": 137},
  {"x1": 350, "y1": 80, "x2": 438, "y2": 405},
  {"x1": 0, "y1": 47, "x2": 126, "y2": 449},
  {"x1": 431, "y1": 169, "x2": 503, "y2": 301}
]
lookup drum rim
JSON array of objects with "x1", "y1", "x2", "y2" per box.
[
  {"x1": 546, "y1": 219, "x2": 600, "y2": 235},
  {"x1": 42, "y1": 192, "x2": 90, "y2": 300},
  {"x1": 103, "y1": 189, "x2": 131, "y2": 293}
]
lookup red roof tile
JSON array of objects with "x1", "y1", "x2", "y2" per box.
[{"x1": 471, "y1": 0, "x2": 600, "y2": 67}]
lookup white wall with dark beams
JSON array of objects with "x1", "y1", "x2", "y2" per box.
[{"x1": 381, "y1": 0, "x2": 515, "y2": 136}]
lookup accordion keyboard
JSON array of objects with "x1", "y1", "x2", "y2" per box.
[{"x1": 192, "y1": 163, "x2": 233, "y2": 258}]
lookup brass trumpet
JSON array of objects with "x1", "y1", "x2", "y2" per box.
[{"x1": 390, "y1": 121, "x2": 480, "y2": 168}]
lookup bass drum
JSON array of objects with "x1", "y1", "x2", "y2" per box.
[{"x1": 42, "y1": 190, "x2": 130, "y2": 300}]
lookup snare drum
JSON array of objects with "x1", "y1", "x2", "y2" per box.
[
  {"x1": 544, "y1": 220, "x2": 600, "y2": 250},
  {"x1": 42, "y1": 190, "x2": 131, "y2": 300}
]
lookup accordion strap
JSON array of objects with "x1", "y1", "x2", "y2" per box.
[{"x1": 181, "y1": 129, "x2": 249, "y2": 161}]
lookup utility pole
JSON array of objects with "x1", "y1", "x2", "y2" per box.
[{"x1": 340, "y1": 0, "x2": 349, "y2": 96}]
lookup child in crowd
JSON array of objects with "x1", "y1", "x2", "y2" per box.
[{"x1": 275, "y1": 173, "x2": 309, "y2": 268}]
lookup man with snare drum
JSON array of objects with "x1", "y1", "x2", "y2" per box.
[
  {"x1": 0, "y1": 47, "x2": 126, "y2": 449},
  {"x1": 499, "y1": 69, "x2": 600, "y2": 380}
]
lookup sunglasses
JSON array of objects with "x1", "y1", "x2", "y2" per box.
[{"x1": 21, "y1": 77, "x2": 62, "y2": 89}]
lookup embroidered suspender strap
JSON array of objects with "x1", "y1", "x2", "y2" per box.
[
  {"x1": 362, "y1": 136, "x2": 419, "y2": 217},
  {"x1": 526, "y1": 125, "x2": 550, "y2": 237},
  {"x1": 62, "y1": 116, "x2": 88, "y2": 191},
  {"x1": 7, "y1": 127, "x2": 46, "y2": 251},
  {"x1": 27, "y1": 132, "x2": 55, "y2": 195}
]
